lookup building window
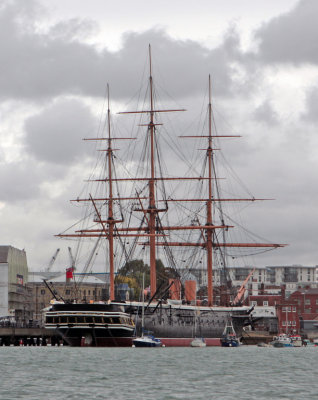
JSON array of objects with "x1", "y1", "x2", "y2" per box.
[
  {"x1": 40, "y1": 289, "x2": 45, "y2": 295},
  {"x1": 65, "y1": 290, "x2": 70, "y2": 295},
  {"x1": 316, "y1": 299, "x2": 318, "y2": 305},
  {"x1": 292, "y1": 307, "x2": 296, "y2": 312},
  {"x1": 282, "y1": 307, "x2": 286, "y2": 312},
  {"x1": 292, "y1": 321, "x2": 296, "y2": 326},
  {"x1": 305, "y1": 299, "x2": 310, "y2": 305},
  {"x1": 251, "y1": 301, "x2": 257, "y2": 306},
  {"x1": 282, "y1": 321, "x2": 286, "y2": 326},
  {"x1": 305, "y1": 309, "x2": 311, "y2": 313},
  {"x1": 263, "y1": 301, "x2": 268, "y2": 306}
]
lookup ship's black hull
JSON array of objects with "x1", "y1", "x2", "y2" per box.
[
  {"x1": 44, "y1": 301, "x2": 253, "y2": 347},
  {"x1": 122, "y1": 301, "x2": 252, "y2": 345}
]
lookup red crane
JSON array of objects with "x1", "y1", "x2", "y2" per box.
[{"x1": 232, "y1": 268, "x2": 256, "y2": 306}]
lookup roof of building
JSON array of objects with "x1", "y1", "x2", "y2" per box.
[
  {"x1": 0, "y1": 246, "x2": 10, "y2": 263},
  {"x1": 223, "y1": 264, "x2": 318, "y2": 270},
  {"x1": 28, "y1": 271, "x2": 109, "y2": 284},
  {"x1": 267, "y1": 265, "x2": 318, "y2": 269},
  {"x1": 295, "y1": 288, "x2": 318, "y2": 295},
  {"x1": 0, "y1": 246, "x2": 27, "y2": 264}
]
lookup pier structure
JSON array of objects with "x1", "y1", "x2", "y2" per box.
[{"x1": 0, "y1": 327, "x2": 61, "y2": 346}]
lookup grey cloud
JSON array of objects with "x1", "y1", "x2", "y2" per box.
[
  {"x1": 0, "y1": 0, "x2": 242, "y2": 101},
  {"x1": 115, "y1": 28, "x2": 239, "y2": 98},
  {"x1": 24, "y1": 99, "x2": 95, "y2": 164},
  {"x1": 255, "y1": 0, "x2": 318, "y2": 64},
  {"x1": 253, "y1": 101, "x2": 279, "y2": 125},
  {"x1": 49, "y1": 18, "x2": 97, "y2": 42},
  {"x1": 301, "y1": 85, "x2": 318, "y2": 122},
  {"x1": 0, "y1": 160, "x2": 42, "y2": 202}
]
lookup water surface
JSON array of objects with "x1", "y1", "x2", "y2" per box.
[{"x1": 0, "y1": 346, "x2": 316, "y2": 399}]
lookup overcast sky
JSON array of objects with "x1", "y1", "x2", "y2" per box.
[{"x1": 1, "y1": 0, "x2": 317, "y2": 272}]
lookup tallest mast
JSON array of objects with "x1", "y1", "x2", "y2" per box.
[
  {"x1": 206, "y1": 75, "x2": 213, "y2": 306},
  {"x1": 106, "y1": 84, "x2": 115, "y2": 301},
  {"x1": 148, "y1": 45, "x2": 157, "y2": 297}
]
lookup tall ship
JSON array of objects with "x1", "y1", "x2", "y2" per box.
[{"x1": 44, "y1": 46, "x2": 285, "y2": 346}]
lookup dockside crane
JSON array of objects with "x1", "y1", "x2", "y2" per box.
[
  {"x1": 41, "y1": 248, "x2": 60, "y2": 273},
  {"x1": 232, "y1": 268, "x2": 256, "y2": 306},
  {"x1": 68, "y1": 247, "x2": 75, "y2": 271}
]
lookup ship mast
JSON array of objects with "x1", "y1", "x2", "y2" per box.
[
  {"x1": 148, "y1": 46, "x2": 157, "y2": 296},
  {"x1": 56, "y1": 84, "x2": 127, "y2": 301},
  {"x1": 206, "y1": 75, "x2": 213, "y2": 306},
  {"x1": 106, "y1": 84, "x2": 115, "y2": 301}
]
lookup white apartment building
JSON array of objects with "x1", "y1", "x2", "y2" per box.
[{"x1": 181, "y1": 264, "x2": 318, "y2": 293}]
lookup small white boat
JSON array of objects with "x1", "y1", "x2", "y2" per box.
[
  {"x1": 133, "y1": 334, "x2": 162, "y2": 347},
  {"x1": 133, "y1": 274, "x2": 162, "y2": 348},
  {"x1": 190, "y1": 337, "x2": 206, "y2": 347},
  {"x1": 270, "y1": 333, "x2": 293, "y2": 348}
]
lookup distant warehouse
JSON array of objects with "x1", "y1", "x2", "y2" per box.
[{"x1": 0, "y1": 246, "x2": 32, "y2": 325}]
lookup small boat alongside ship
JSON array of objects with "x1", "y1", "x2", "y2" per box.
[
  {"x1": 133, "y1": 333, "x2": 162, "y2": 347},
  {"x1": 269, "y1": 333, "x2": 304, "y2": 348},
  {"x1": 270, "y1": 334, "x2": 294, "y2": 348},
  {"x1": 132, "y1": 274, "x2": 162, "y2": 347},
  {"x1": 45, "y1": 46, "x2": 286, "y2": 346},
  {"x1": 220, "y1": 321, "x2": 240, "y2": 347}
]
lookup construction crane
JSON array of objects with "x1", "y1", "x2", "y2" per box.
[
  {"x1": 42, "y1": 248, "x2": 60, "y2": 273},
  {"x1": 232, "y1": 268, "x2": 256, "y2": 306},
  {"x1": 76, "y1": 237, "x2": 101, "y2": 286},
  {"x1": 68, "y1": 247, "x2": 75, "y2": 271}
]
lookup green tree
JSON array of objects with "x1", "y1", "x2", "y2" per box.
[
  {"x1": 116, "y1": 259, "x2": 180, "y2": 300},
  {"x1": 115, "y1": 275, "x2": 140, "y2": 300}
]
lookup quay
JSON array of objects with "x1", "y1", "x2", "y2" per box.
[
  {"x1": 241, "y1": 330, "x2": 274, "y2": 345},
  {"x1": 0, "y1": 327, "x2": 60, "y2": 346}
]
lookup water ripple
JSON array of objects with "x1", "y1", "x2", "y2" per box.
[{"x1": 0, "y1": 346, "x2": 317, "y2": 399}]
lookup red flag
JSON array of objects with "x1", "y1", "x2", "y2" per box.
[{"x1": 66, "y1": 267, "x2": 73, "y2": 279}]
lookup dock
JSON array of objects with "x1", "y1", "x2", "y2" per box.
[
  {"x1": 241, "y1": 330, "x2": 274, "y2": 345},
  {"x1": 0, "y1": 327, "x2": 61, "y2": 346}
]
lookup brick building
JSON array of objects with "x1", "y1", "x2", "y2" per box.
[{"x1": 247, "y1": 284, "x2": 318, "y2": 337}]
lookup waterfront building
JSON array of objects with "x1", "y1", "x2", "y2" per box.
[
  {"x1": 0, "y1": 246, "x2": 32, "y2": 324},
  {"x1": 181, "y1": 264, "x2": 318, "y2": 295},
  {"x1": 247, "y1": 284, "x2": 318, "y2": 338},
  {"x1": 288, "y1": 288, "x2": 318, "y2": 339}
]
